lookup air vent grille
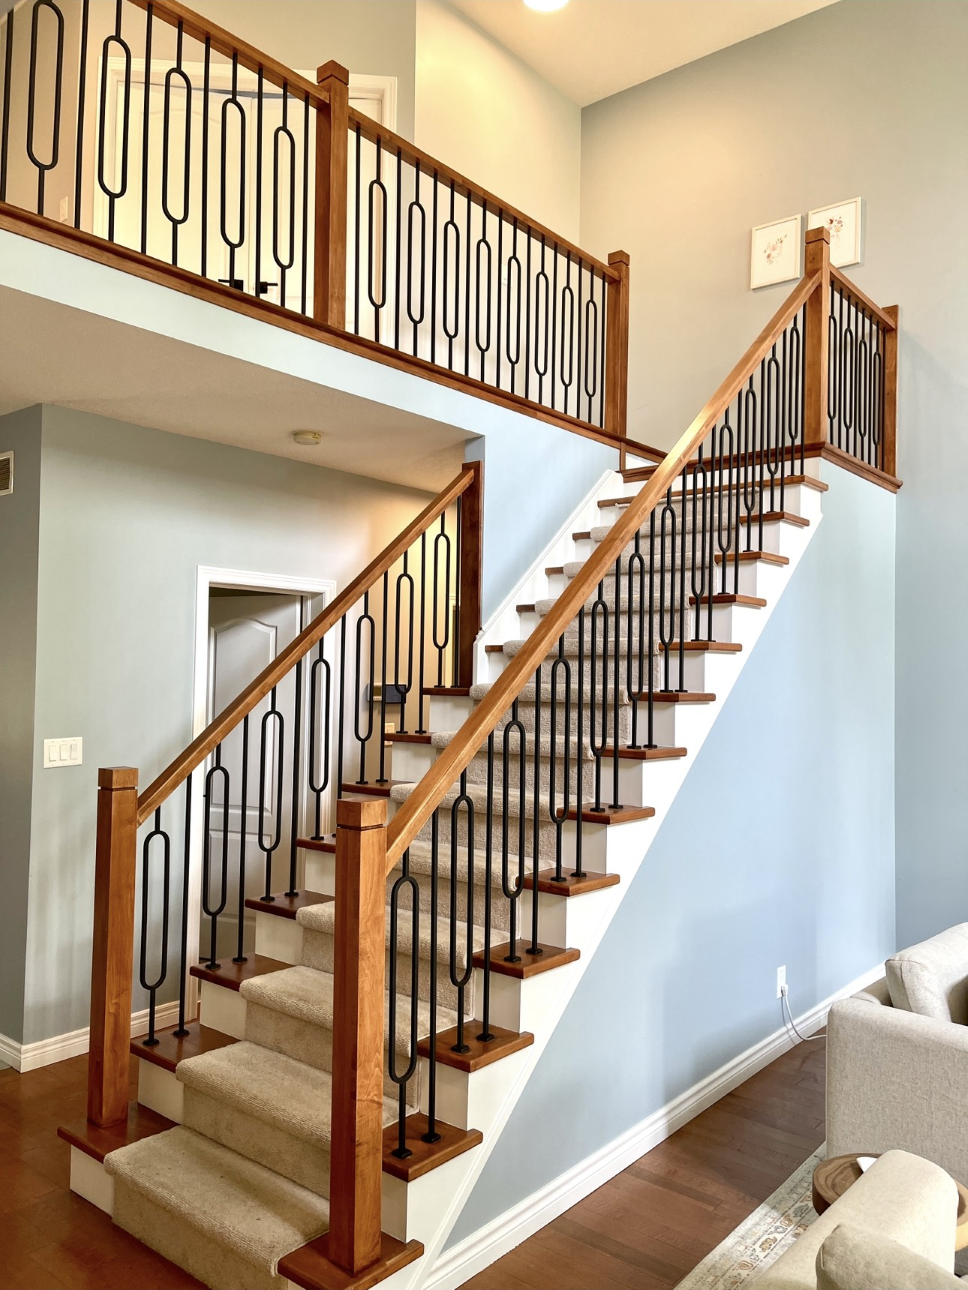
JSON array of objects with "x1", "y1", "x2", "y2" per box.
[{"x1": 0, "y1": 452, "x2": 11, "y2": 496}]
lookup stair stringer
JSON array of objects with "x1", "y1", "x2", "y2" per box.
[{"x1": 382, "y1": 486, "x2": 824, "y2": 1289}]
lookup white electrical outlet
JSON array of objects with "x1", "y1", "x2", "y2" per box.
[
  {"x1": 776, "y1": 965, "x2": 787, "y2": 999},
  {"x1": 44, "y1": 737, "x2": 83, "y2": 768},
  {"x1": 59, "y1": 196, "x2": 70, "y2": 224}
]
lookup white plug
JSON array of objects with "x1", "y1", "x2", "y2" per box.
[{"x1": 776, "y1": 964, "x2": 787, "y2": 999}]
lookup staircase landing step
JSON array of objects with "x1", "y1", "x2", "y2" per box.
[
  {"x1": 417, "y1": 1022, "x2": 534, "y2": 1073},
  {"x1": 190, "y1": 954, "x2": 290, "y2": 991},
  {"x1": 716, "y1": 550, "x2": 789, "y2": 565},
  {"x1": 473, "y1": 942, "x2": 580, "y2": 979},
  {"x1": 654, "y1": 690, "x2": 715, "y2": 704},
  {"x1": 132, "y1": 1021, "x2": 238, "y2": 1072},
  {"x1": 340, "y1": 780, "x2": 408, "y2": 798},
  {"x1": 566, "y1": 802, "x2": 655, "y2": 825},
  {"x1": 382, "y1": 1113, "x2": 483, "y2": 1182},
  {"x1": 245, "y1": 890, "x2": 332, "y2": 919},
  {"x1": 522, "y1": 868, "x2": 621, "y2": 897},
  {"x1": 688, "y1": 593, "x2": 767, "y2": 607},
  {"x1": 384, "y1": 732, "x2": 432, "y2": 744},
  {"x1": 423, "y1": 686, "x2": 472, "y2": 697},
  {"x1": 603, "y1": 745, "x2": 687, "y2": 761},
  {"x1": 280, "y1": 1230, "x2": 423, "y2": 1290},
  {"x1": 58, "y1": 1101, "x2": 175, "y2": 1163},
  {"x1": 298, "y1": 834, "x2": 336, "y2": 853}
]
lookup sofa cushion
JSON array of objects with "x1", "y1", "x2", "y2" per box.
[
  {"x1": 886, "y1": 924, "x2": 968, "y2": 1023},
  {"x1": 816, "y1": 1223, "x2": 962, "y2": 1289}
]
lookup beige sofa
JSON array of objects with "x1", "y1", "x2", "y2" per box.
[
  {"x1": 827, "y1": 923, "x2": 968, "y2": 1185},
  {"x1": 752, "y1": 1149, "x2": 960, "y2": 1289}
]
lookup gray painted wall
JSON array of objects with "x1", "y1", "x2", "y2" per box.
[
  {"x1": 579, "y1": 1, "x2": 967, "y2": 963},
  {"x1": 17, "y1": 408, "x2": 431, "y2": 1046},
  {"x1": 450, "y1": 461, "x2": 897, "y2": 1245},
  {"x1": 0, "y1": 407, "x2": 41, "y2": 1041}
]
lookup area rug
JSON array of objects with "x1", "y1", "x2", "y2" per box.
[{"x1": 675, "y1": 1146, "x2": 824, "y2": 1289}]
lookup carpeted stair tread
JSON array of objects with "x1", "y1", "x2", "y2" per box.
[
  {"x1": 390, "y1": 777, "x2": 579, "y2": 824},
  {"x1": 469, "y1": 680, "x2": 632, "y2": 707},
  {"x1": 397, "y1": 838, "x2": 516, "y2": 888},
  {"x1": 432, "y1": 729, "x2": 597, "y2": 762},
  {"x1": 298, "y1": 902, "x2": 486, "y2": 969},
  {"x1": 105, "y1": 1125, "x2": 329, "y2": 1288},
  {"x1": 241, "y1": 964, "x2": 459, "y2": 1043},
  {"x1": 177, "y1": 1041, "x2": 398, "y2": 1148}
]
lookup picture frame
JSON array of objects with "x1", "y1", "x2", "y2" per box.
[
  {"x1": 807, "y1": 196, "x2": 863, "y2": 268},
  {"x1": 750, "y1": 214, "x2": 803, "y2": 290}
]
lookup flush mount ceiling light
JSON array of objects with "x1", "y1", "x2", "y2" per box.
[
  {"x1": 523, "y1": 0, "x2": 569, "y2": 10},
  {"x1": 292, "y1": 430, "x2": 322, "y2": 446}
]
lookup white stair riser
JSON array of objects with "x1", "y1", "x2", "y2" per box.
[
  {"x1": 138, "y1": 1059, "x2": 184, "y2": 1122},
  {"x1": 665, "y1": 650, "x2": 737, "y2": 693},
  {"x1": 518, "y1": 884, "x2": 621, "y2": 951},
  {"x1": 417, "y1": 1045, "x2": 531, "y2": 1135},
  {"x1": 429, "y1": 695, "x2": 474, "y2": 730},
  {"x1": 304, "y1": 850, "x2": 336, "y2": 894},
  {"x1": 391, "y1": 742, "x2": 436, "y2": 782},
  {"x1": 254, "y1": 911, "x2": 304, "y2": 965},
  {"x1": 481, "y1": 959, "x2": 576, "y2": 1034},
  {"x1": 199, "y1": 979, "x2": 247, "y2": 1039},
  {"x1": 70, "y1": 1148, "x2": 114, "y2": 1216}
]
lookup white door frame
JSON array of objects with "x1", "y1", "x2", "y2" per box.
[{"x1": 183, "y1": 565, "x2": 336, "y2": 1015}]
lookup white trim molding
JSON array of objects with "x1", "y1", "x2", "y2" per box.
[
  {"x1": 427, "y1": 963, "x2": 883, "y2": 1290},
  {"x1": 0, "y1": 1000, "x2": 182, "y2": 1074}
]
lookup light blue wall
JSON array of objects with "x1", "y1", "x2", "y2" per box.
[
  {"x1": 0, "y1": 407, "x2": 41, "y2": 1042},
  {"x1": 466, "y1": 426, "x2": 615, "y2": 622},
  {"x1": 449, "y1": 463, "x2": 897, "y2": 1245},
  {"x1": 579, "y1": 0, "x2": 967, "y2": 977},
  {"x1": 18, "y1": 408, "x2": 432, "y2": 1046}
]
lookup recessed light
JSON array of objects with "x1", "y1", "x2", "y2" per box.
[
  {"x1": 292, "y1": 430, "x2": 322, "y2": 446},
  {"x1": 524, "y1": 0, "x2": 569, "y2": 10}
]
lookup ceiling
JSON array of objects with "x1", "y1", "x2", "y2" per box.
[
  {"x1": 448, "y1": 0, "x2": 840, "y2": 107},
  {"x1": 0, "y1": 284, "x2": 469, "y2": 492}
]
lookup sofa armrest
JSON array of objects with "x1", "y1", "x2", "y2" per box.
[
  {"x1": 852, "y1": 975, "x2": 891, "y2": 1006},
  {"x1": 827, "y1": 998, "x2": 968, "y2": 1184},
  {"x1": 752, "y1": 1149, "x2": 958, "y2": 1290}
]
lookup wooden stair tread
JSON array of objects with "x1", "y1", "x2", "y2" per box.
[
  {"x1": 654, "y1": 690, "x2": 716, "y2": 704},
  {"x1": 132, "y1": 1022, "x2": 238, "y2": 1072},
  {"x1": 749, "y1": 509, "x2": 810, "y2": 527},
  {"x1": 190, "y1": 953, "x2": 290, "y2": 991},
  {"x1": 567, "y1": 802, "x2": 655, "y2": 824},
  {"x1": 716, "y1": 550, "x2": 789, "y2": 565},
  {"x1": 423, "y1": 686, "x2": 472, "y2": 697},
  {"x1": 603, "y1": 745, "x2": 687, "y2": 761},
  {"x1": 787, "y1": 473, "x2": 829, "y2": 491},
  {"x1": 382, "y1": 1114, "x2": 482, "y2": 1182},
  {"x1": 417, "y1": 1023, "x2": 534, "y2": 1073},
  {"x1": 339, "y1": 779, "x2": 408, "y2": 797},
  {"x1": 516, "y1": 603, "x2": 536, "y2": 614},
  {"x1": 245, "y1": 890, "x2": 333, "y2": 919},
  {"x1": 688, "y1": 593, "x2": 767, "y2": 607},
  {"x1": 279, "y1": 1231, "x2": 423, "y2": 1290},
  {"x1": 297, "y1": 834, "x2": 336, "y2": 853},
  {"x1": 572, "y1": 530, "x2": 592, "y2": 540},
  {"x1": 670, "y1": 640, "x2": 742, "y2": 652},
  {"x1": 58, "y1": 1101, "x2": 175, "y2": 1163},
  {"x1": 522, "y1": 868, "x2": 621, "y2": 897},
  {"x1": 384, "y1": 731, "x2": 432, "y2": 744},
  {"x1": 473, "y1": 942, "x2": 580, "y2": 979},
  {"x1": 545, "y1": 566, "x2": 565, "y2": 575},
  {"x1": 485, "y1": 644, "x2": 505, "y2": 654}
]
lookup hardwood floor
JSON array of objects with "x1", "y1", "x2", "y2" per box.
[
  {"x1": 460, "y1": 1037, "x2": 826, "y2": 1290},
  {"x1": 0, "y1": 1039, "x2": 824, "y2": 1290}
]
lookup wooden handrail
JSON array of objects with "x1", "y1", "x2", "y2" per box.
[
  {"x1": 126, "y1": 0, "x2": 325, "y2": 102},
  {"x1": 830, "y1": 266, "x2": 898, "y2": 333},
  {"x1": 385, "y1": 270, "x2": 821, "y2": 869},
  {"x1": 345, "y1": 106, "x2": 617, "y2": 280},
  {"x1": 136, "y1": 464, "x2": 479, "y2": 825}
]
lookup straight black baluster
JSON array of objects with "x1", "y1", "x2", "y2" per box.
[
  {"x1": 478, "y1": 734, "x2": 495, "y2": 1041},
  {"x1": 416, "y1": 532, "x2": 427, "y2": 733},
  {"x1": 573, "y1": 606, "x2": 586, "y2": 876},
  {"x1": 0, "y1": 6, "x2": 14, "y2": 203},
  {"x1": 463, "y1": 191, "x2": 472, "y2": 375},
  {"x1": 353, "y1": 122, "x2": 361, "y2": 332},
  {"x1": 300, "y1": 92, "x2": 309, "y2": 315},
  {"x1": 336, "y1": 617, "x2": 346, "y2": 801},
  {"x1": 174, "y1": 774, "x2": 192, "y2": 1035},
  {"x1": 610, "y1": 554, "x2": 622, "y2": 808},
  {"x1": 72, "y1": 0, "x2": 90, "y2": 228},
  {"x1": 495, "y1": 211, "x2": 503, "y2": 391},
  {"x1": 287, "y1": 652, "x2": 303, "y2": 896},
  {"x1": 394, "y1": 147, "x2": 402, "y2": 350},
  {"x1": 377, "y1": 570, "x2": 389, "y2": 783},
  {"x1": 524, "y1": 229, "x2": 532, "y2": 403},
  {"x1": 200, "y1": 37, "x2": 210, "y2": 277},
  {"x1": 139, "y1": 4, "x2": 152, "y2": 255},
  {"x1": 424, "y1": 814, "x2": 442, "y2": 1139},
  {"x1": 234, "y1": 714, "x2": 249, "y2": 962},
  {"x1": 530, "y1": 662, "x2": 544, "y2": 945},
  {"x1": 430, "y1": 171, "x2": 438, "y2": 365},
  {"x1": 254, "y1": 68, "x2": 264, "y2": 302},
  {"x1": 590, "y1": 580, "x2": 608, "y2": 810}
]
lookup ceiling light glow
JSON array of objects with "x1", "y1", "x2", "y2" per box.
[{"x1": 523, "y1": 0, "x2": 569, "y2": 11}]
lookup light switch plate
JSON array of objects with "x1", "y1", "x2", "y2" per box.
[{"x1": 44, "y1": 737, "x2": 83, "y2": 768}]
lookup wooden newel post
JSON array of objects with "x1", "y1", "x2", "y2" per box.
[
  {"x1": 604, "y1": 249, "x2": 631, "y2": 442},
  {"x1": 329, "y1": 797, "x2": 388, "y2": 1275},
  {"x1": 456, "y1": 459, "x2": 484, "y2": 689},
  {"x1": 881, "y1": 304, "x2": 899, "y2": 478},
  {"x1": 88, "y1": 766, "x2": 139, "y2": 1127},
  {"x1": 314, "y1": 60, "x2": 350, "y2": 330},
  {"x1": 803, "y1": 226, "x2": 831, "y2": 451}
]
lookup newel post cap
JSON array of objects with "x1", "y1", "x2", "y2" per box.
[
  {"x1": 608, "y1": 249, "x2": 631, "y2": 267},
  {"x1": 317, "y1": 60, "x2": 350, "y2": 86},
  {"x1": 336, "y1": 797, "x2": 387, "y2": 831},
  {"x1": 804, "y1": 225, "x2": 831, "y2": 244},
  {"x1": 98, "y1": 767, "x2": 138, "y2": 790}
]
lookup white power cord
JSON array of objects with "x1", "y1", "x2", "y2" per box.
[{"x1": 780, "y1": 983, "x2": 824, "y2": 1042}]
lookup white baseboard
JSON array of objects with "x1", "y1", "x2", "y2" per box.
[
  {"x1": 427, "y1": 962, "x2": 883, "y2": 1290},
  {"x1": 0, "y1": 1000, "x2": 183, "y2": 1074}
]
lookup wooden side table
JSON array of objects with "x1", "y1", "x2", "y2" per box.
[{"x1": 812, "y1": 1153, "x2": 968, "y2": 1251}]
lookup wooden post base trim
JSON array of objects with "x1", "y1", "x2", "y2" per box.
[{"x1": 279, "y1": 1231, "x2": 423, "y2": 1290}]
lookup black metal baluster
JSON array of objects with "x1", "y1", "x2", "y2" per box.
[
  {"x1": 174, "y1": 773, "x2": 192, "y2": 1036},
  {"x1": 258, "y1": 690, "x2": 284, "y2": 900},
  {"x1": 610, "y1": 553, "x2": 622, "y2": 808},
  {"x1": 26, "y1": 0, "x2": 64, "y2": 216},
  {"x1": 355, "y1": 593, "x2": 375, "y2": 784},
  {"x1": 162, "y1": 22, "x2": 192, "y2": 267},
  {"x1": 416, "y1": 532, "x2": 428, "y2": 733},
  {"x1": 432, "y1": 515, "x2": 451, "y2": 687},
  {"x1": 430, "y1": 170, "x2": 438, "y2": 365},
  {"x1": 200, "y1": 37, "x2": 210, "y2": 277},
  {"x1": 377, "y1": 571, "x2": 390, "y2": 783},
  {"x1": 450, "y1": 772, "x2": 476, "y2": 1044},
  {"x1": 300, "y1": 92, "x2": 309, "y2": 314},
  {"x1": 219, "y1": 54, "x2": 245, "y2": 291},
  {"x1": 442, "y1": 180, "x2": 460, "y2": 369},
  {"x1": 272, "y1": 82, "x2": 297, "y2": 306},
  {"x1": 590, "y1": 579, "x2": 608, "y2": 810},
  {"x1": 501, "y1": 707, "x2": 527, "y2": 962},
  {"x1": 560, "y1": 253, "x2": 575, "y2": 419},
  {"x1": 353, "y1": 121, "x2": 361, "y2": 332},
  {"x1": 407, "y1": 163, "x2": 426, "y2": 357},
  {"x1": 549, "y1": 647, "x2": 571, "y2": 880},
  {"x1": 138, "y1": 807, "x2": 171, "y2": 1046},
  {"x1": 530, "y1": 662, "x2": 543, "y2": 947},
  {"x1": 203, "y1": 743, "x2": 230, "y2": 966},
  {"x1": 573, "y1": 606, "x2": 586, "y2": 876},
  {"x1": 495, "y1": 211, "x2": 503, "y2": 391},
  {"x1": 424, "y1": 812, "x2": 442, "y2": 1140},
  {"x1": 475, "y1": 203, "x2": 492, "y2": 382},
  {"x1": 535, "y1": 237, "x2": 549, "y2": 405},
  {"x1": 234, "y1": 714, "x2": 249, "y2": 962},
  {"x1": 388, "y1": 847, "x2": 418, "y2": 1157},
  {"x1": 336, "y1": 616, "x2": 346, "y2": 801},
  {"x1": 506, "y1": 219, "x2": 521, "y2": 394},
  {"x1": 0, "y1": 6, "x2": 14, "y2": 203},
  {"x1": 97, "y1": 1, "x2": 131, "y2": 242},
  {"x1": 394, "y1": 146, "x2": 402, "y2": 351},
  {"x1": 394, "y1": 553, "x2": 415, "y2": 733},
  {"x1": 287, "y1": 651, "x2": 303, "y2": 897},
  {"x1": 479, "y1": 734, "x2": 495, "y2": 1041},
  {"x1": 309, "y1": 641, "x2": 331, "y2": 839},
  {"x1": 368, "y1": 135, "x2": 388, "y2": 342}
]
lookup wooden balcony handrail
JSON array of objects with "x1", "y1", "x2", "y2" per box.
[
  {"x1": 345, "y1": 106, "x2": 618, "y2": 281},
  {"x1": 829, "y1": 266, "x2": 898, "y2": 333},
  {"x1": 384, "y1": 269, "x2": 822, "y2": 869},
  {"x1": 136, "y1": 463, "x2": 480, "y2": 826},
  {"x1": 126, "y1": 0, "x2": 326, "y2": 103}
]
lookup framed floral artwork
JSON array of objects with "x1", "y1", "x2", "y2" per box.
[
  {"x1": 807, "y1": 197, "x2": 863, "y2": 268},
  {"x1": 750, "y1": 215, "x2": 802, "y2": 290}
]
